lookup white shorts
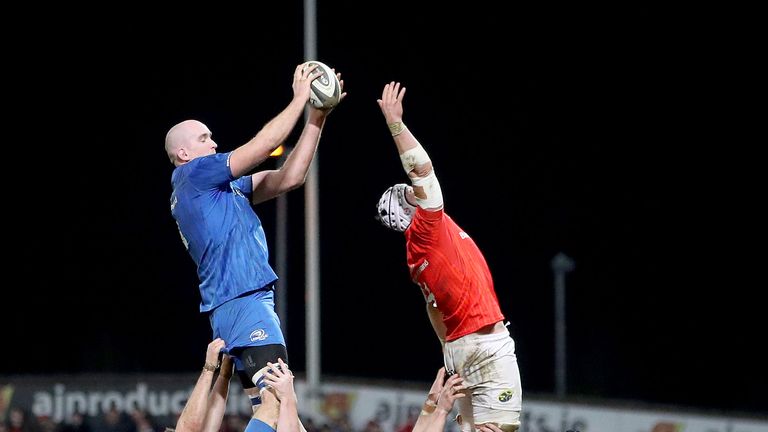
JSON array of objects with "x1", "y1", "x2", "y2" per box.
[{"x1": 443, "y1": 326, "x2": 522, "y2": 431}]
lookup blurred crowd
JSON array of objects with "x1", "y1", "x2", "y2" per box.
[{"x1": 0, "y1": 406, "x2": 414, "y2": 432}]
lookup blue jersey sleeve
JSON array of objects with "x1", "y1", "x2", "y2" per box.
[
  {"x1": 232, "y1": 175, "x2": 253, "y2": 200},
  {"x1": 188, "y1": 152, "x2": 236, "y2": 189}
]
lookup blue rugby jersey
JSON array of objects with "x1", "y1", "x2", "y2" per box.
[{"x1": 170, "y1": 152, "x2": 277, "y2": 312}]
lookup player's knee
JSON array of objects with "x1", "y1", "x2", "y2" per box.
[
  {"x1": 243, "y1": 387, "x2": 263, "y2": 409},
  {"x1": 251, "y1": 364, "x2": 284, "y2": 393},
  {"x1": 232, "y1": 344, "x2": 287, "y2": 413}
]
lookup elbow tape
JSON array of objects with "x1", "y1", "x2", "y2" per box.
[
  {"x1": 399, "y1": 144, "x2": 431, "y2": 176},
  {"x1": 412, "y1": 171, "x2": 444, "y2": 209}
]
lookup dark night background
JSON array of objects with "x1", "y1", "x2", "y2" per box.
[{"x1": 4, "y1": 2, "x2": 763, "y2": 418}]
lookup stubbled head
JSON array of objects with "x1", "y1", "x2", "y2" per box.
[
  {"x1": 164, "y1": 120, "x2": 217, "y2": 166},
  {"x1": 376, "y1": 183, "x2": 417, "y2": 232}
]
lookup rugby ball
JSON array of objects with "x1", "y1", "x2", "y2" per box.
[{"x1": 302, "y1": 60, "x2": 341, "y2": 110}]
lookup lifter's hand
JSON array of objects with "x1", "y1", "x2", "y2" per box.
[
  {"x1": 263, "y1": 358, "x2": 296, "y2": 402},
  {"x1": 426, "y1": 367, "x2": 446, "y2": 405},
  {"x1": 476, "y1": 423, "x2": 505, "y2": 432},
  {"x1": 204, "y1": 338, "x2": 226, "y2": 371},
  {"x1": 436, "y1": 373, "x2": 466, "y2": 414}
]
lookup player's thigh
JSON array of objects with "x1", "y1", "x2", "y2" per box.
[
  {"x1": 444, "y1": 331, "x2": 522, "y2": 419},
  {"x1": 210, "y1": 291, "x2": 285, "y2": 353},
  {"x1": 232, "y1": 344, "x2": 288, "y2": 390}
]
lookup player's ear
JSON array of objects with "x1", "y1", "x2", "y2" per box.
[{"x1": 177, "y1": 147, "x2": 189, "y2": 162}]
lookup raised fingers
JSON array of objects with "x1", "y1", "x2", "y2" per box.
[
  {"x1": 277, "y1": 357, "x2": 291, "y2": 375},
  {"x1": 206, "y1": 339, "x2": 225, "y2": 358},
  {"x1": 435, "y1": 366, "x2": 446, "y2": 382},
  {"x1": 444, "y1": 374, "x2": 466, "y2": 394},
  {"x1": 381, "y1": 81, "x2": 405, "y2": 105},
  {"x1": 476, "y1": 424, "x2": 504, "y2": 432}
]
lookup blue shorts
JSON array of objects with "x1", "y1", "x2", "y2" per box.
[
  {"x1": 244, "y1": 418, "x2": 274, "y2": 432},
  {"x1": 210, "y1": 289, "x2": 285, "y2": 369}
]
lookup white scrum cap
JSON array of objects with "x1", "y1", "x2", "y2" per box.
[{"x1": 376, "y1": 183, "x2": 416, "y2": 232}]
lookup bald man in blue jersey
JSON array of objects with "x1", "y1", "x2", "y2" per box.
[{"x1": 164, "y1": 63, "x2": 344, "y2": 419}]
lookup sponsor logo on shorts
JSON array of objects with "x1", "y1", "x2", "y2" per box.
[
  {"x1": 498, "y1": 389, "x2": 515, "y2": 402},
  {"x1": 250, "y1": 329, "x2": 268, "y2": 342}
]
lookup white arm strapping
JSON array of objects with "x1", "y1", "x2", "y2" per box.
[
  {"x1": 412, "y1": 170, "x2": 444, "y2": 209},
  {"x1": 399, "y1": 144, "x2": 431, "y2": 176}
]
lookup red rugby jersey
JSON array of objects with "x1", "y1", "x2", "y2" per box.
[{"x1": 405, "y1": 207, "x2": 504, "y2": 341}]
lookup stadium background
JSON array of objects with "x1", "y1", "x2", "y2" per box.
[{"x1": 3, "y1": 0, "x2": 762, "y2": 423}]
